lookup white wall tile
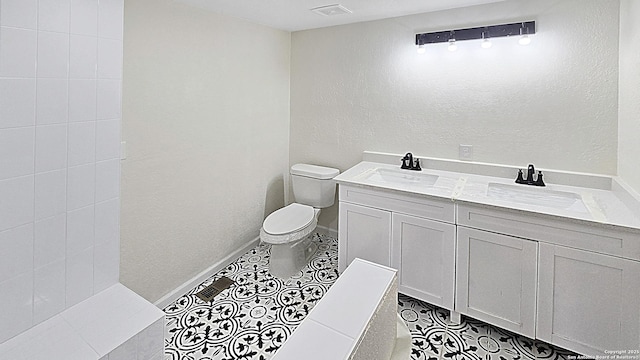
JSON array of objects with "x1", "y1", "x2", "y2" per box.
[
  {"x1": 0, "y1": 0, "x2": 122, "y2": 338},
  {"x1": 137, "y1": 319, "x2": 165, "y2": 360},
  {"x1": 93, "y1": 239, "x2": 119, "y2": 297},
  {"x1": 33, "y1": 259, "x2": 66, "y2": 323},
  {"x1": 0, "y1": 127, "x2": 35, "y2": 180},
  {"x1": 36, "y1": 78, "x2": 69, "y2": 125},
  {"x1": 38, "y1": 0, "x2": 71, "y2": 33},
  {"x1": 34, "y1": 213, "x2": 66, "y2": 268},
  {"x1": 95, "y1": 198, "x2": 119, "y2": 246},
  {"x1": 0, "y1": 27, "x2": 37, "y2": 77},
  {"x1": 70, "y1": 35, "x2": 97, "y2": 79},
  {"x1": 0, "y1": 0, "x2": 38, "y2": 29},
  {"x1": 97, "y1": 38, "x2": 122, "y2": 79},
  {"x1": 95, "y1": 160, "x2": 119, "y2": 202},
  {"x1": 68, "y1": 121, "x2": 96, "y2": 166},
  {"x1": 0, "y1": 272, "x2": 33, "y2": 343},
  {"x1": 67, "y1": 163, "x2": 95, "y2": 210},
  {"x1": 96, "y1": 119, "x2": 120, "y2": 161},
  {"x1": 66, "y1": 205, "x2": 95, "y2": 255},
  {"x1": 34, "y1": 168, "x2": 66, "y2": 220},
  {"x1": 97, "y1": 80, "x2": 121, "y2": 120},
  {"x1": 69, "y1": 79, "x2": 97, "y2": 122},
  {"x1": 0, "y1": 79, "x2": 36, "y2": 129},
  {"x1": 66, "y1": 247, "x2": 94, "y2": 307},
  {"x1": 35, "y1": 124, "x2": 67, "y2": 172},
  {"x1": 70, "y1": 0, "x2": 98, "y2": 36},
  {"x1": 0, "y1": 176, "x2": 34, "y2": 232},
  {"x1": 37, "y1": 31, "x2": 70, "y2": 78},
  {"x1": 0, "y1": 223, "x2": 33, "y2": 283},
  {"x1": 98, "y1": 0, "x2": 124, "y2": 40}
]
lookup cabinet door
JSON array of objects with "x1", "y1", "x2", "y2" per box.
[
  {"x1": 538, "y1": 243, "x2": 640, "y2": 356},
  {"x1": 338, "y1": 202, "x2": 392, "y2": 273},
  {"x1": 391, "y1": 213, "x2": 455, "y2": 310},
  {"x1": 456, "y1": 227, "x2": 537, "y2": 338}
]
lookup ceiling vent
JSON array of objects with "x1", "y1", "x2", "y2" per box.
[{"x1": 311, "y1": 4, "x2": 352, "y2": 16}]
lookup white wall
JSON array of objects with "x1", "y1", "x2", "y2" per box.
[
  {"x1": 0, "y1": 0, "x2": 122, "y2": 343},
  {"x1": 121, "y1": 0, "x2": 291, "y2": 302},
  {"x1": 618, "y1": 0, "x2": 640, "y2": 193},
  {"x1": 290, "y1": 0, "x2": 620, "y2": 228}
]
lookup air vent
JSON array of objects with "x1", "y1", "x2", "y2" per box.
[{"x1": 311, "y1": 4, "x2": 352, "y2": 16}]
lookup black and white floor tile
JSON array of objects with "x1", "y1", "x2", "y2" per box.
[{"x1": 163, "y1": 233, "x2": 578, "y2": 360}]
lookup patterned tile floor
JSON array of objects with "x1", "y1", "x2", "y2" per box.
[{"x1": 163, "y1": 233, "x2": 578, "y2": 360}]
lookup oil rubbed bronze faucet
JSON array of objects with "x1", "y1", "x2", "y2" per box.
[
  {"x1": 401, "y1": 152, "x2": 422, "y2": 171},
  {"x1": 516, "y1": 164, "x2": 545, "y2": 186}
]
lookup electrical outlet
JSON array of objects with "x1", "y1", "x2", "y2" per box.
[{"x1": 459, "y1": 144, "x2": 473, "y2": 160}]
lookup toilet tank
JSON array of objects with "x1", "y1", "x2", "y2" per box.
[{"x1": 290, "y1": 164, "x2": 340, "y2": 208}]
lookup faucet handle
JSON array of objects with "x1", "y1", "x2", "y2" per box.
[
  {"x1": 411, "y1": 158, "x2": 422, "y2": 171},
  {"x1": 515, "y1": 169, "x2": 525, "y2": 184},
  {"x1": 534, "y1": 171, "x2": 546, "y2": 187}
]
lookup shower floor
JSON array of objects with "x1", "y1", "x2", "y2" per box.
[{"x1": 163, "y1": 233, "x2": 577, "y2": 360}]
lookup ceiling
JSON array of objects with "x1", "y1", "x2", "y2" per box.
[{"x1": 174, "y1": 0, "x2": 507, "y2": 32}]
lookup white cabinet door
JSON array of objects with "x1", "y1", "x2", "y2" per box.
[
  {"x1": 391, "y1": 213, "x2": 455, "y2": 310},
  {"x1": 456, "y1": 227, "x2": 538, "y2": 338},
  {"x1": 338, "y1": 202, "x2": 392, "y2": 273},
  {"x1": 538, "y1": 243, "x2": 640, "y2": 356}
]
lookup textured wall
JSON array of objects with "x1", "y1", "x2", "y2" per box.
[
  {"x1": 290, "y1": 0, "x2": 620, "y2": 229},
  {"x1": 0, "y1": 0, "x2": 122, "y2": 343},
  {"x1": 121, "y1": 0, "x2": 290, "y2": 302},
  {"x1": 618, "y1": 0, "x2": 640, "y2": 193}
]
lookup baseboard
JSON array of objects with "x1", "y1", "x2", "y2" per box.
[
  {"x1": 154, "y1": 237, "x2": 261, "y2": 309},
  {"x1": 316, "y1": 225, "x2": 338, "y2": 239}
]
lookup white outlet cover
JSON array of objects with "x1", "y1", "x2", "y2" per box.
[{"x1": 459, "y1": 144, "x2": 473, "y2": 160}]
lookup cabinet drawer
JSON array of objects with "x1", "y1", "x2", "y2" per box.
[
  {"x1": 457, "y1": 204, "x2": 640, "y2": 261},
  {"x1": 339, "y1": 185, "x2": 455, "y2": 224}
]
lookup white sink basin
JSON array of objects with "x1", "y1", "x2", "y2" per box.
[
  {"x1": 486, "y1": 182, "x2": 589, "y2": 213},
  {"x1": 356, "y1": 168, "x2": 439, "y2": 187}
]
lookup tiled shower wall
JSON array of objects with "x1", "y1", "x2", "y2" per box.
[{"x1": 0, "y1": 0, "x2": 123, "y2": 343}]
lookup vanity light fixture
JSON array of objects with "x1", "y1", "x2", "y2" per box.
[
  {"x1": 518, "y1": 25, "x2": 532, "y2": 45},
  {"x1": 447, "y1": 39, "x2": 458, "y2": 52},
  {"x1": 481, "y1": 31, "x2": 492, "y2": 49},
  {"x1": 415, "y1": 21, "x2": 535, "y2": 52}
]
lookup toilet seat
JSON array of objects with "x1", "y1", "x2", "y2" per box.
[
  {"x1": 263, "y1": 203, "x2": 314, "y2": 235},
  {"x1": 261, "y1": 203, "x2": 318, "y2": 245}
]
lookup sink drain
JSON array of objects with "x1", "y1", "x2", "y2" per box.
[{"x1": 195, "y1": 276, "x2": 235, "y2": 302}]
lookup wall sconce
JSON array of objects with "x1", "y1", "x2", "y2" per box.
[{"x1": 415, "y1": 21, "x2": 536, "y2": 53}]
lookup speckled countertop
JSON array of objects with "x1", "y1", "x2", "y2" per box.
[{"x1": 334, "y1": 159, "x2": 640, "y2": 232}]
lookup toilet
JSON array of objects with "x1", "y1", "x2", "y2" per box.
[{"x1": 260, "y1": 164, "x2": 340, "y2": 278}]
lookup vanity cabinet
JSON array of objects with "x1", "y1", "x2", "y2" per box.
[
  {"x1": 537, "y1": 243, "x2": 640, "y2": 356},
  {"x1": 457, "y1": 203, "x2": 640, "y2": 355},
  {"x1": 338, "y1": 185, "x2": 456, "y2": 311},
  {"x1": 455, "y1": 227, "x2": 537, "y2": 338},
  {"x1": 338, "y1": 202, "x2": 392, "y2": 271},
  {"x1": 392, "y1": 213, "x2": 455, "y2": 310}
]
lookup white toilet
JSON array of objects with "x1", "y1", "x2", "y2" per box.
[{"x1": 260, "y1": 164, "x2": 340, "y2": 279}]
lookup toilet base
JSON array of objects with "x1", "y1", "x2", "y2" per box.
[{"x1": 269, "y1": 235, "x2": 318, "y2": 279}]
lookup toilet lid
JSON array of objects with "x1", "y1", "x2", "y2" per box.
[{"x1": 263, "y1": 203, "x2": 315, "y2": 235}]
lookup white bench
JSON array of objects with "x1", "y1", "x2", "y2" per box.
[
  {"x1": 273, "y1": 258, "x2": 410, "y2": 360},
  {"x1": 0, "y1": 284, "x2": 164, "y2": 360}
]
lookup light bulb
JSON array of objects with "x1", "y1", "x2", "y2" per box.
[
  {"x1": 519, "y1": 34, "x2": 531, "y2": 45},
  {"x1": 481, "y1": 38, "x2": 492, "y2": 49},
  {"x1": 417, "y1": 44, "x2": 426, "y2": 54},
  {"x1": 447, "y1": 39, "x2": 457, "y2": 52}
]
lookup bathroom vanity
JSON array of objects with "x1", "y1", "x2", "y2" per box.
[{"x1": 334, "y1": 152, "x2": 640, "y2": 357}]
